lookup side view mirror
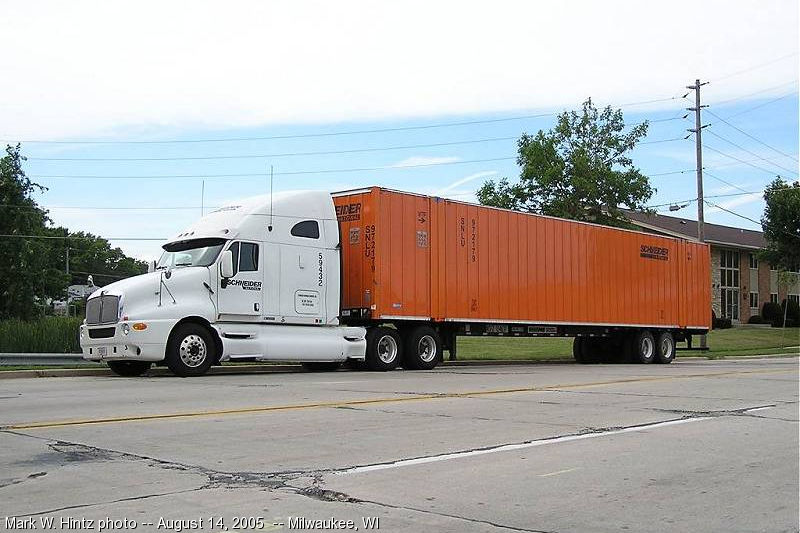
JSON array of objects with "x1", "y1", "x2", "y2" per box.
[
  {"x1": 147, "y1": 260, "x2": 156, "y2": 273},
  {"x1": 220, "y1": 250, "x2": 234, "y2": 278}
]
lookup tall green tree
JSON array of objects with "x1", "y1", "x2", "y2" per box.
[
  {"x1": 0, "y1": 145, "x2": 68, "y2": 319},
  {"x1": 477, "y1": 99, "x2": 654, "y2": 227},
  {"x1": 759, "y1": 178, "x2": 800, "y2": 271},
  {"x1": 0, "y1": 145, "x2": 147, "y2": 319}
]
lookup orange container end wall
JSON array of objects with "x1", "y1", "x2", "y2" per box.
[{"x1": 334, "y1": 188, "x2": 711, "y2": 330}]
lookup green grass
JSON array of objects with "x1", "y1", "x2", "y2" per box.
[
  {"x1": 457, "y1": 327, "x2": 800, "y2": 361},
  {"x1": 0, "y1": 317, "x2": 83, "y2": 353}
]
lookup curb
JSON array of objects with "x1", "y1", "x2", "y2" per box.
[{"x1": 0, "y1": 353, "x2": 796, "y2": 379}]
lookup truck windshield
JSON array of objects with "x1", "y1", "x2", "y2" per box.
[{"x1": 157, "y1": 238, "x2": 226, "y2": 269}]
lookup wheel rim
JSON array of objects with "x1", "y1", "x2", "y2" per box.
[
  {"x1": 377, "y1": 335, "x2": 398, "y2": 364},
  {"x1": 641, "y1": 337, "x2": 654, "y2": 359},
  {"x1": 179, "y1": 334, "x2": 207, "y2": 368},
  {"x1": 661, "y1": 337, "x2": 673, "y2": 359},
  {"x1": 418, "y1": 335, "x2": 437, "y2": 363}
]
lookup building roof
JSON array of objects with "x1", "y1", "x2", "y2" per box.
[{"x1": 624, "y1": 210, "x2": 766, "y2": 250}]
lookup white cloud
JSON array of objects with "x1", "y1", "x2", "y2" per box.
[
  {"x1": 0, "y1": 0, "x2": 797, "y2": 140},
  {"x1": 391, "y1": 156, "x2": 461, "y2": 168},
  {"x1": 436, "y1": 171, "x2": 498, "y2": 195}
]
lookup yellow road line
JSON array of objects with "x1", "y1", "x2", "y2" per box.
[{"x1": 3, "y1": 368, "x2": 792, "y2": 430}]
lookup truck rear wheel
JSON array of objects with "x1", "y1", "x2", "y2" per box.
[
  {"x1": 403, "y1": 325, "x2": 442, "y2": 370},
  {"x1": 365, "y1": 327, "x2": 402, "y2": 371},
  {"x1": 107, "y1": 360, "x2": 151, "y2": 377},
  {"x1": 166, "y1": 323, "x2": 215, "y2": 377},
  {"x1": 655, "y1": 331, "x2": 676, "y2": 364},
  {"x1": 630, "y1": 330, "x2": 656, "y2": 364}
]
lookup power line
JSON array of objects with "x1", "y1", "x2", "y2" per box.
[
  {"x1": 712, "y1": 79, "x2": 799, "y2": 107},
  {"x1": 29, "y1": 156, "x2": 517, "y2": 179},
  {"x1": 647, "y1": 190, "x2": 763, "y2": 209},
  {"x1": 705, "y1": 130, "x2": 798, "y2": 175},
  {"x1": 726, "y1": 91, "x2": 796, "y2": 119},
  {"x1": 25, "y1": 136, "x2": 518, "y2": 161},
  {"x1": 704, "y1": 200, "x2": 763, "y2": 227},
  {"x1": 1, "y1": 96, "x2": 686, "y2": 145},
  {"x1": 702, "y1": 143, "x2": 790, "y2": 177},
  {"x1": 702, "y1": 170, "x2": 756, "y2": 195},
  {"x1": 712, "y1": 52, "x2": 799, "y2": 82},
  {"x1": 0, "y1": 234, "x2": 166, "y2": 241},
  {"x1": 706, "y1": 109, "x2": 799, "y2": 163},
  {"x1": 17, "y1": 135, "x2": 695, "y2": 162}
]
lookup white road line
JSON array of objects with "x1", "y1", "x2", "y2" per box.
[
  {"x1": 538, "y1": 467, "x2": 580, "y2": 477},
  {"x1": 336, "y1": 417, "x2": 712, "y2": 475}
]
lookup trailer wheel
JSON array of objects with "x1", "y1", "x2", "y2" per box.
[
  {"x1": 301, "y1": 362, "x2": 342, "y2": 372},
  {"x1": 107, "y1": 360, "x2": 152, "y2": 377},
  {"x1": 165, "y1": 323, "x2": 215, "y2": 377},
  {"x1": 365, "y1": 327, "x2": 402, "y2": 371},
  {"x1": 572, "y1": 337, "x2": 586, "y2": 363},
  {"x1": 630, "y1": 330, "x2": 656, "y2": 364},
  {"x1": 403, "y1": 325, "x2": 442, "y2": 370},
  {"x1": 655, "y1": 331, "x2": 676, "y2": 364}
]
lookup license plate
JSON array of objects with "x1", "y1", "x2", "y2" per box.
[{"x1": 97, "y1": 346, "x2": 108, "y2": 357}]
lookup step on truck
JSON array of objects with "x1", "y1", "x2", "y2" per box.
[{"x1": 80, "y1": 187, "x2": 711, "y2": 377}]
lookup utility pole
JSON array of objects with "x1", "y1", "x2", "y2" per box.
[
  {"x1": 686, "y1": 79, "x2": 709, "y2": 241},
  {"x1": 686, "y1": 79, "x2": 709, "y2": 348}
]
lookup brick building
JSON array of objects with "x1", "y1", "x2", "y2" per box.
[{"x1": 626, "y1": 210, "x2": 800, "y2": 324}]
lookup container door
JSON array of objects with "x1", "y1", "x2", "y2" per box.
[{"x1": 217, "y1": 241, "x2": 263, "y2": 318}]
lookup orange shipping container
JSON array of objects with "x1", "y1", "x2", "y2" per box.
[{"x1": 333, "y1": 187, "x2": 711, "y2": 331}]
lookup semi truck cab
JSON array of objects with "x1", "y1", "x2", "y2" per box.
[{"x1": 81, "y1": 191, "x2": 369, "y2": 376}]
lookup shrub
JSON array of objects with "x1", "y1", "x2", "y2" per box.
[
  {"x1": 761, "y1": 302, "x2": 782, "y2": 322},
  {"x1": 0, "y1": 317, "x2": 82, "y2": 353},
  {"x1": 712, "y1": 316, "x2": 732, "y2": 329},
  {"x1": 747, "y1": 315, "x2": 766, "y2": 324}
]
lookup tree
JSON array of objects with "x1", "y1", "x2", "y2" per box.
[
  {"x1": 0, "y1": 144, "x2": 147, "y2": 319},
  {"x1": 477, "y1": 99, "x2": 654, "y2": 227},
  {"x1": 0, "y1": 145, "x2": 68, "y2": 319},
  {"x1": 759, "y1": 178, "x2": 800, "y2": 272}
]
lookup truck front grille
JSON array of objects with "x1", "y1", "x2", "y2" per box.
[{"x1": 86, "y1": 295, "x2": 120, "y2": 325}]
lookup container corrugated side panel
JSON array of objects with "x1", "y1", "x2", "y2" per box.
[
  {"x1": 434, "y1": 200, "x2": 693, "y2": 327},
  {"x1": 374, "y1": 189, "x2": 431, "y2": 319}
]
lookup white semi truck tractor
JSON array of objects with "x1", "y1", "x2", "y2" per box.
[{"x1": 81, "y1": 192, "x2": 370, "y2": 376}]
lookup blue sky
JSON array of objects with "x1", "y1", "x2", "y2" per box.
[{"x1": 1, "y1": 1, "x2": 797, "y2": 261}]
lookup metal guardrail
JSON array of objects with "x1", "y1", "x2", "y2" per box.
[{"x1": 0, "y1": 353, "x2": 89, "y2": 366}]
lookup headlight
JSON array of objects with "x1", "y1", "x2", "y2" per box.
[{"x1": 121, "y1": 323, "x2": 130, "y2": 335}]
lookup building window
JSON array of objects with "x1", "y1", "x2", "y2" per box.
[
  {"x1": 770, "y1": 293, "x2": 778, "y2": 304},
  {"x1": 719, "y1": 250, "x2": 740, "y2": 320},
  {"x1": 749, "y1": 253, "x2": 758, "y2": 269},
  {"x1": 789, "y1": 294, "x2": 800, "y2": 305},
  {"x1": 769, "y1": 263, "x2": 777, "y2": 272},
  {"x1": 749, "y1": 292, "x2": 758, "y2": 309}
]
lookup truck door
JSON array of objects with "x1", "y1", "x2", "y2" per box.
[
  {"x1": 217, "y1": 241, "x2": 263, "y2": 319},
  {"x1": 279, "y1": 220, "x2": 327, "y2": 323}
]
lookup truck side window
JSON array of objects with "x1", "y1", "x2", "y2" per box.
[
  {"x1": 291, "y1": 220, "x2": 320, "y2": 239},
  {"x1": 239, "y1": 242, "x2": 259, "y2": 271},
  {"x1": 228, "y1": 242, "x2": 240, "y2": 276}
]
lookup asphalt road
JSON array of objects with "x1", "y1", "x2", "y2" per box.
[{"x1": 1, "y1": 357, "x2": 798, "y2": 533}]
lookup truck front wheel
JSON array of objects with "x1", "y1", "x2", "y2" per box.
[
  {"x1": 166, "y1": 323, "x2": 215, "y2": 377},
  {"x1": 365, "y1": 327, "x2": 402, "y2": 371},
  {"x1": 403, "y1": 325, "x2": 442, "y2": 370},
  {"x1": 107, "y1": 360, "x2": 152, "y2": 377}
]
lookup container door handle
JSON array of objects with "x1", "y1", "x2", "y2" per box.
[{"x1": 298, "y1": 254, "x2": 305, "y2": 269}]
